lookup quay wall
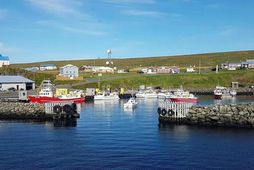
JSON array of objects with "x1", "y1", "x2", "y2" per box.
[
  {"x1": 160, "y1": 104, "x2": 254, "y2": 128},
  {"x1": 0, "y1": 102, "x2": 49, "y2": 120}
]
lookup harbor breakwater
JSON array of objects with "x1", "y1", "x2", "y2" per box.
[
  {"x1": 0, "y1": 102, "x2": 80, "y2": 120},
  {"x1": 159, "y1": 103, "x2": 254, "y2": 128},
  {"x1": 0, "y1": 102, "x2": 48, "y2": 120}
]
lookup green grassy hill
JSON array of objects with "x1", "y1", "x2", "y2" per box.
[{"x1": 11, "y1": 50, "x2": 254, "y2": 69}]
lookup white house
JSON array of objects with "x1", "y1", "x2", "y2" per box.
[
  {"x1": 0, "y1": 76, "x2": 35, "y2": 91},
  {"x1": 246, "y1": 59, "x2": 254, "y2": 69},
  {"x1": 92, "y1": 66, "x2": 114, "y2": 73},
  {"x1": 0, "y1": 54, "x2": 10, "y2": 67},
  {"x1": 40, "y1": 64, "x2": 57, "y2": 71},
  {"x1": 59, "y1": 64, "x2": 79, "y2": 79},
  {"x1": 186, "y1": 67, "x2": 195, "y2": 73}
]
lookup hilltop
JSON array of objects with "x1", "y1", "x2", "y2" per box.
[{"x1": 11, "y1": 50, "x2": 254, "y2": 69}]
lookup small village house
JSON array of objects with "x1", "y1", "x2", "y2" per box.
[
  {"x1": 246, "y1": 59, "x2": 254, "y2": 68},
  {"x1": 221, "y1": 59, "x2": 254, "y2": 70},
  {"x1": 186, "y1": 66, "x2": 195, "y2": 73},
  {"x1": 25, "y1": 67, "x2": 39, "y2": 72},
  {"x1": 92, "y1": 66, "x2": 114, "y2": 73},
  {"x1": 59, "y1": 64, "x2": 79, "y2": 79},
  {"x1": 156, "y1": 66, "x2": 171, "y2": 74},
  {"x1": 117, "y1": 69, "x2": 129, "y2": 73},
  {"x1": 0, "y1": 75, "x2": 35, "y2": 91},
  {"x1": 0, "y1": 54, "x2": 10, "y2": 67},
  {"x1": 140, "y1": 66, "x2": 180, "y2": 74},
  {"x1": 40, "y1": 64, "x2": 57, "y2": 71}
]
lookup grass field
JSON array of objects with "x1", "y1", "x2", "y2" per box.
[{"x1": 73, "y1": 69, "x2": 254, "y2": 90}]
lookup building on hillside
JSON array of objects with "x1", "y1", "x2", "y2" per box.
[
  {"x1": 246, "y1": 59, "x2": 254, "y2": 68},
  {"x1": 0, "y1": 54, "x2": 10, "y2": 67},
  {"x1": 40, "y1": 64, "x2": 57, "y2": 71},
  {"x1": 156, "y1": 66, "x2": 171, "y2": 74},
  {"x1": 0, "y1": 75, "x2": 35, "y2": 91},
  {"x1": 92, "y1": 66, "x2": 114, "y2": 73},
  {"x1": 221, "y1": 62, "x2": 242, "y2": 70},
  {"x1": 59, "y1": 64, "x2": 79, "y2": 79},
  {"x1": 186, "y1": 66, "x2": 195, "y2": 73},
  {"x1": 79, "y1": 65, "x2": 93, "y2": 72},
  {"x1": 25, "y1": 67, "x2": 39, "y2": 72},
  {"x1": 171, "y1": 66, "x2": 180, "y2": 74},
  {"x1": 117, "y1": 69, "x2": 129, "y2": 73},
  {"x1": 139, "y1": 66, "x2": 180, "y2": 74}
]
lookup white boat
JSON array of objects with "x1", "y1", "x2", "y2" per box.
[
  {"x1": 135, "y1": 90, "x2": 157, "y2": 98},
  {"x1": 157, "y1": 92, "x2": 172, "y2": 99},
  {"x1": 214, "y1": 86, "x2": 237, "y2": 99},
  {"x1": 94, "y1": 92, "x2": 119, "y2": 100},
  {"x1": 170, "y1": 89, "x2": 198, "y2": 103},
  {"x1": 124, "y1": 97, "x2": 138, "y2": 109}
]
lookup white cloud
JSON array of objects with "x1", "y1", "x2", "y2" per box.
[
  {"x1": 37, "y1": 20, "x2": 107, "y2": 36},
  {"x1": 102, "y1": 0, "x2": 156, "y2": 4},
  {"x1": 122, "y1": 9, "x2": 163, "y2": 17},
  {"x1": 27, "y1": 0, "x2": 84, "y2": 17},
  {"x1": 219, "y1": 28, "x2": 237, "y2": 37}
]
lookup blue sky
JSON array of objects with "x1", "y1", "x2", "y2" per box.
[{"x1": 0, "y1": 0, "x2": 254, "y2": 63}]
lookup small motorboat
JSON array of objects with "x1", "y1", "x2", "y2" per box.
[
  {"x1": 94, "y1": 92, "x2": 119, "y2": 100},
  {"x1": 124, "y1": 98, "x2": 138, "y2": 109}
]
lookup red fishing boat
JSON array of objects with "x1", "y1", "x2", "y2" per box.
[
  {"x1": 169, "y1": 89, "x2": 198, "y2": 103},
  {"x1": 28, "y1": 80, "x2": 85, "y2": 104}
]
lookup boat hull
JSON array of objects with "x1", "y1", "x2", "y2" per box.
[
  {"x1": 28, "y1": 96, "x2": 85, "y2": 104},
  {"x1": 214, "y1": 94, "x2": 222, "y2": 99},
  {"x1": 170, "y1": 97, "x2": 198, "y2": 103}
]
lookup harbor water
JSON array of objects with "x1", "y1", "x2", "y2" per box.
[{"x1": 0, "y1": 96, "x2": 254, "y2": 169}]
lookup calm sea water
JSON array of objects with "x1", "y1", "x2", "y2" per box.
[{"x1": 0, "y1": 96, "x2": 254, "y2": 169}]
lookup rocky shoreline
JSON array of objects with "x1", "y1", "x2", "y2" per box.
[{"x1": 159, "y1": 103, "x2": 254, "y2": 128}]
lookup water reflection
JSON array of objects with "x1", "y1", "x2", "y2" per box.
[{"x1": 51, "y1": 119, "x2": 77, "y2": 127}]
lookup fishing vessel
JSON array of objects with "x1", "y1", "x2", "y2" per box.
[
  {"x1": 28, "y1": 80, "x2": 85, "y2": 103},
  {"x1": 135, "y1": 90, "x2": 158, "y2": 98},
  {"x1": 169, "y1": 89, "x2": 198, "y2": 103},
  {"x1": 214, "y1": 86, "x2": 237, "y2": 99},
  {"x1": 94, "y1": 92, "x2": 119, "y2": 100}
]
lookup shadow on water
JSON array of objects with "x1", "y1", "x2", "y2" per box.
[{"x1": 158, "y1": 122, "x2": 254, "y2": 136}]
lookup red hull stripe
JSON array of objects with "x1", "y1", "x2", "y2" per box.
[
  {"x1": 28, "y1": 96, "x2": 85, "y2": 104},
  {"x1": 170, "y1": 98, "x2": 198, "y2": 103}
]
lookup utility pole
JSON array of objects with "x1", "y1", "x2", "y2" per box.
[{"x1": 198, "y1": 57, "x2": 201, "y2": 74}]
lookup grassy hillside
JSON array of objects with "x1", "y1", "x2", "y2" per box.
[
  {"x1": 73, "y1": 70, "x2": 254, "y2": 90},
  {"x1": 11, "y1": 50, "x2": 254, "y2": 69}
]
